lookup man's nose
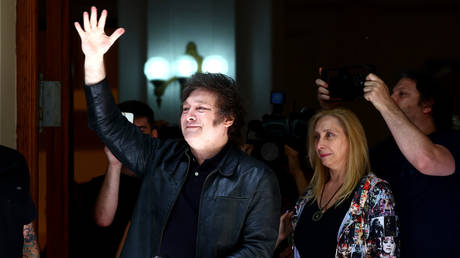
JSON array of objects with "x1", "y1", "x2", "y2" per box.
[
  {"x1": 186, "y1": 111, "x2": 196, "y2": 121},
  {"x1": 390, "y1": 92, "x2": 398, "y2": 102}
]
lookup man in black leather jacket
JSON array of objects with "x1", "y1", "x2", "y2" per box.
[{"x1": 75, "y1": 7, "x2": 281, "y2": 257}]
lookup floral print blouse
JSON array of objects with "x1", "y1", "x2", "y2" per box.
[{"x1": 292, "y1": 173, "x2": 400, "y2": 257}]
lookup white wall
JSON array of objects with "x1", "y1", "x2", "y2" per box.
[{"x1": 0, "y1": 0, "x2": 17, "y2": 148}]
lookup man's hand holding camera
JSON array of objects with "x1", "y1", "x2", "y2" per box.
[
  {"x1": 363, "y1": 73, "x2": 398, "y2": 112},
  {"x1": 315, "y1": 78, "x2": 341, "y2": 110},
  {"x1": 315, "y1": 71, "x2": 397, "y2": 112}
]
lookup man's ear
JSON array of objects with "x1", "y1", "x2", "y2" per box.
[
  {"x1": 151, "y1": 128, "x2": 159, "y2": 138},
  {"x1": 223, "y1": 116, "x2": 235, "y2": 128},
  {"x1": 421, "y1": 99, "x2": 434, "y2": 115}
]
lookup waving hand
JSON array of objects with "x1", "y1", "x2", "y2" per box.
[{"x1": 74, "y1": 7, "x2": 125, "y2": 84}]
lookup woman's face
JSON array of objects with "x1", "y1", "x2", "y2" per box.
[
  {"x1": 314, "y1": 115, "x2": 349, "y2": 173},
  {"x1": 382, "y1": 237, "x2": 395, "y2": 254}
]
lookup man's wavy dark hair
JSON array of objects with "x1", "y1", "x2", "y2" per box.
[
  {"x1": 182, "y1": 73, "x2": 246, "y2": 146},
  {"x1": 398, "y1": 71, "x2": 452, "y2": 131}
]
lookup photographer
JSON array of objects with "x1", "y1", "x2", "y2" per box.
[{"x1": 316, "y1": 71, "x2": 460, "y2": 257}]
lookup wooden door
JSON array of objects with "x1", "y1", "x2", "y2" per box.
[{"x1": 17, "y1": 0, "x2": 71, "y2": 257}]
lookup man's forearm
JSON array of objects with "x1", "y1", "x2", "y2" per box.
[
  {"x1": 94, "y1": 164, "x2": 121, "y2": 227},
  {"x1": 85, "y1": 55, "x2": 106, "y2": 85},
  {"x1": 293, "y1": 171, "x2": 308, "y2": 195},
  {"x1": 378, "y1": 102, "x2": 454, "y2": 175}
]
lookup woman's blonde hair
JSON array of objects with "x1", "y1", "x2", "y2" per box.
[{"x1": 307, "y1": 108, "x2": 370, "y2": 205}]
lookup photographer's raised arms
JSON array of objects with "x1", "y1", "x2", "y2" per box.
[
  {"x1": 317, "y1": 71, "x2": 460, "y2": 258},
  {"x1": 75, "y1": 7, "x2": 281, "y2": 258}
]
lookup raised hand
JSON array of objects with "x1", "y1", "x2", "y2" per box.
[
  {"x1": 315, "y1": 71, "x2": 341, "y2": 109},
  {"x1": 74, "y1": 6, "x2": 124, "y2": 58},
  {"x1": 104, "y1": 146, "x2": 122, "y2": 168},
  {"x1": 74, "y1": 6, "x2": 125, "y2": 84},
  {"x1": 363, "y1": 73, "x2": 395, "y2": 112}
]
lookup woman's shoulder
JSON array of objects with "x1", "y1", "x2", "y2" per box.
[
  {"x1": 354, "y1": 173, "x2": 394, "y2": 204},
  {"x1": 298, "y1": 186, "x2": 314, "y2": 201},
  {"x1": 359, "y1": 173, "x2": 391, "y2": 190}
]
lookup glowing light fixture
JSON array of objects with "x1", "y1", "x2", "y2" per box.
[
  {"x1": 144, "y1": 42, "x2": 228, "y2": 107},
  {"x1": 202, "y1": 55, "x2": 228, "y2": 74},
  {"x1": 174, "y1": 55, "x2": 198, "y2": 77},
  {"x1": 144, "y1": 57, "x2": 170, "y2": 81}
]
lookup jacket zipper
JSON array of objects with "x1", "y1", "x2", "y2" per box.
[
  {"x1": 195, "y1": 168, "x2": 219, "y2": 258},
  {"x1": 156, "y1": 156, "x2": 192, "y2": 255}
]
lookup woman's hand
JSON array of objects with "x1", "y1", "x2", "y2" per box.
[{"x1": 276, "y1": 210, "x2": 294, "y2": 248}]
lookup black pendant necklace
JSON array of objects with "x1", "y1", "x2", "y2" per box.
[{"x1": 312, "y1": 183, "x2": 342, "y2": 222}]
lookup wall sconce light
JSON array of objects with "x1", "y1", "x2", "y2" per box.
[{"x1": 144, "y1": 41, "x2": 228, "y2": 107}]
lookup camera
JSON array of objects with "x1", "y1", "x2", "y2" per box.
[
  {"x1": 321, "y1": 65, "x2": 376, "y2": 100},
  {"x1": 246, "y1": 108, "x2": 314, "y2": 163}
]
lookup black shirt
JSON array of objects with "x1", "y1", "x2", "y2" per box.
[
  {"x1": 0, "y1": 146, "x2": 36, "y2": 258},
  {"x1": 159, "y1": 143, "x2": 231, "y2": 258},
  {"x1": 371, "y1": 130, "x2": 460, "y2": 258},
  {"x1": 294, "y1": 193, "x2": 353, "y2": 257},
  {"x1": 76, "y1": 173, "x2": 141, "y2": 258}
]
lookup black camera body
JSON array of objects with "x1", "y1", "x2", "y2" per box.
[
  {"x1": 247, "y1": 109, "x2": 314, "y2": 164},
  {"x1": 321, "y1": 65, "x2": 376, "y2": 100}
]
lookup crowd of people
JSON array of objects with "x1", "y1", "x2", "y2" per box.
[
  {"x1": 4, "y1": 5, "x2": 459, "y2": 258},
  {"x1": 71, "y1": 6, "x2": 459, "y2": 258}
]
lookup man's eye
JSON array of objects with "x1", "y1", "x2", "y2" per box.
[{"x1": 182, "y1": 107, "x2": 189, "y2": 112}]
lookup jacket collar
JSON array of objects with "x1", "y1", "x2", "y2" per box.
[{"x1": 184, "y1": 143, "x2": 239, "y2": 177}]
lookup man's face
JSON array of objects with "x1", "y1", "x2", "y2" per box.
[
  {"x1": 181, "y1": 88, "x2": 233, "y2": 150},
  {"x1": 391, "y1": 78, "x2": 426, "y2": 123},
  {"x1": 134, "y1": 116, "x2": 157, "y2": 138}
]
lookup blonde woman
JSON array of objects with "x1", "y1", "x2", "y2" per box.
[{"x1": 277, "y1": 108, "x2": 400, "y2": 257}]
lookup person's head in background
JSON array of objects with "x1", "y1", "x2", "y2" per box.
[
  {"x1": 391, "y1": 71, "x2": 452, "y2": 132},
  {"x1": 181, "y1": 73, "x2": 246, "y2": 150},
  {"x1": 118, "y1": 100, "x2": 158, "y2": 138}
]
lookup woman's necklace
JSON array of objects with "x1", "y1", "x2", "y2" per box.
[{"x1": 312, "y1": 183, "x2": 342, "y2": 222}]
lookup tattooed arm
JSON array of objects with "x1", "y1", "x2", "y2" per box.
[{"x1": 23, "y1": 222, "x2": 40, "y2": 258}]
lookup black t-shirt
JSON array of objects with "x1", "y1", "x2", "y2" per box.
[
  {"x1": 0, "y1": 146, "x2": 36, "y2": 258},
  {"x1": 159, "y1": 143, "x2": 231, "y2": 258},
  {"x1": 294, "y1": 193, "x2": 353, "y2": 257},
  {"x1": 370, "y1": 130, "x2": 460, "y2": 258},
  {"x1": 71, "y1": 174, "x2": 142, "y2": 258}
]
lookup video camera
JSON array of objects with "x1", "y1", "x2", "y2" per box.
[
  {"x1": 246, "y1": 108, "x2": 314, "y2": 164},
  {"x1": 320, "y1": 65, "x2": 376, "y2": 100}
]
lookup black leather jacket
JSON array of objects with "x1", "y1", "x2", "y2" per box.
[{"x1": 85, "y1": 80, "x2": 281, "y2": 257}]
